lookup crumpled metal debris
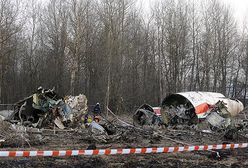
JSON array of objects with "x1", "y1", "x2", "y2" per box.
[
  {"x1": 204, "y1": 101, "x2": 233, "y2": 131},
  {"x1": 132, "y1": 92, "x2": 244, "y2": 140},
  {"x1": 5, "y1": 87, "x2": 87, "y2": 129},
  {"x1": 206, "y1": 112, "x2": 225, "y2": 128},
  {"x1": 161, "y1": 92, "x2": 244, "y2": 138},
  {"x1": 89, "y1": 121, "x2": 107, "y2": 135},
  {"x1": 66, "y1": 94, "x2": 87, "y2": 114},
  {"x1": 65, "y1": 94, "x2": 88, "y2": 125},
  {"x1": 165, "y1": 105, "x2": 197, "y2": 126},
  {"x1": 133, "y1": 104, "x2": 164, "y2": 127},
  {"x1": 162, "y1": 92, "x2": 244, "y2": 127},
  {"x1": 88, "y1": 121, "x2": 108, "y2": 143}
]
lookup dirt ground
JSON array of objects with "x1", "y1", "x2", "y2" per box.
[
  {"x1": 0, "y1": 149, "x2": 248, "y2": 168},
  {"x1": 1, "y1": 113, "x2": 248, "y2": 168}
]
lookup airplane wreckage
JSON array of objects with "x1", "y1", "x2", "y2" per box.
[
  {"x1": 0, "y1": 89, "x2": 246, "y2": 147},
  {"x1": 0, "y1": 90, "x2": 245, "y2": 131},
  {"x1": 0, "y1": 87, "x2": 88, "y2": 129},
  {"x1": 133, "y1": 92, "x2": 245, "y2": 138}
]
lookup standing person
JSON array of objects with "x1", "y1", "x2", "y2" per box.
[
  {"x1": 93, "y1": 103, "x2": 101, "y2": 122},
  {"x1": 93, "y1": 103, "x2": 101, "y2": 115}
]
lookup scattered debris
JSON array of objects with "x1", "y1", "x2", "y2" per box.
[
  {"x1": 4, "y1": 87, "x2": 87, "y2": 129},
  {"x1": 1, "y1": 88, "x2": 248, "y2": 168},
  {"x1": 161, "y1": 92, "x2": 244, "y2": 139},
  {"x1": 131, "y1": 92, "x2": 246, "y2": 141},
  {"x1": 0, "y1": 121, "x2": 43, "y2": 147}
]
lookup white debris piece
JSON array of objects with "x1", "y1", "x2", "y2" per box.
[
  {"x1": 206, "y1": 112, "x2": 225, "y2": 128},
  {"x1": 66, "y1": 94, "x2": 88, "y2": 114},
  {"x1": 89, "y1": 121, "x2": 106, "y2": 135},
  {"x1": 0, "y1": 110, "x2": 13, "y2": 120},
  {"x1": 54, "y1": 117, "x2": 65, "y2": 129}
]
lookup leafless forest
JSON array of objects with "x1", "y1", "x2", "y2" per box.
[{"x1": 0, "y1": 0, "x2": 247, "y2": 112}]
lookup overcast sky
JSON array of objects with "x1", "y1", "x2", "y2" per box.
[
  {"x1": 138, "y1": 0, "x2": 248, "y2": 28},
  {"x1": 224, "y1": 0, "x2": 248, "y2": 27},
  {"x1": 37, "y1": 0, "x2": 248, "y2": 28}
]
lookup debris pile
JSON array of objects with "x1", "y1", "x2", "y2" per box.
[
  {"x1": 132, "y1": 92, "x2": 246, "y2": 141},
  {"x1": 0, "y1": 88, "x2": 247, "y2": 164},
  {"x1": 66, "y1": 94, "x2": 88, "y2": 123},
  {"x1": 0, "y1": 87, "x2": 158, "y2": 146},
  {"x1": 4, "y1": 87, "x2": 87, "y2": 129},
  {"x1": 79, "y1": 114, "x2": 158, "y2": 144},
  {"x1": 160, "y1": 92, "x2": 245, "y2": 139}
]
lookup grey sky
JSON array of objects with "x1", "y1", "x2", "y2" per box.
[
  {"x1": 137, "y1": 0, "x2": 248, "y2": 28},
  {"x1": 223, "y1": 0, "x2": 248, "y2": 27},
  {"x1": 37, "y1": 0, "x2": 248, "y2": 28}
]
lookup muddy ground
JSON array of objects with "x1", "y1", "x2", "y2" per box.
[
  {"x1": 0, "y1": 149, "x2": 248, "y2": 167},
  {"x1": 1, "y1": 113, "x2": 248, "y2": 168}
]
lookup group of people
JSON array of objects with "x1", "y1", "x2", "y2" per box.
[{"x1": 83, "y1": 103, "x2": 102, "y2": 127}]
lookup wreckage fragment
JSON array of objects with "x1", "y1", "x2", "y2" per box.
[
  {"x1": 162, "y1": 92, "x2": 243, "y2": 118},
  {"x1": 133, "y1": 104, "x2": 163, "y2": 126},
  {"x1": 65, "y1": 94, "x2": 88, "y2": 126},
  {"x1": 5, "y1": 87, "x2": 88, "y2": 129},
  {"x1": 161, "y1": 92, "x2": 244, "y2": 132},
  {"x1": 65, "y1": 94, "x2": 88, "y2": 114}
]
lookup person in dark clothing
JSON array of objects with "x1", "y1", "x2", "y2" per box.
[
  {"x1": 84, "y1": 113, "x2": 89, "y2": 125},
  {"x1": 93, "y1": 103, "x2": 101, "y2": 115},
  {"x1": 93, "y1": 103, "x2": 101, "y2": 122}
]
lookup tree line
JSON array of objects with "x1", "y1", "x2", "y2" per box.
[{"x1": 0, "y1": 0, "x2": 248, "y2": 113}]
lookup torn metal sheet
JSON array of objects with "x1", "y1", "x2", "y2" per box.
[
  {"x1": 4, "y1": 87, "x2": 87, "y2": 129},
  {"x1": 133, "y1": 104, "x2": 164, "y2": 126},
  {"x1": 89, "y1": 121, "x2": 106, "y2": 134},
  {"x1": 66, "y1": 94, "x2": 87, "y2": 113},
  {"x1": 206, "y1": 112, "x2": 225, "y2": 128},
  {"x1": 161, "y1": 91, "x2": 244, "y2": 132},
  {"x1": 54, "y1": 117, "x2": 65, "y2": 129},
  {"x1": 65, "y1": 94, "x2": 88, "y2": 123},
  {"x1": 162, "y1": 92, "x2": 243, "y2": 119}
]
